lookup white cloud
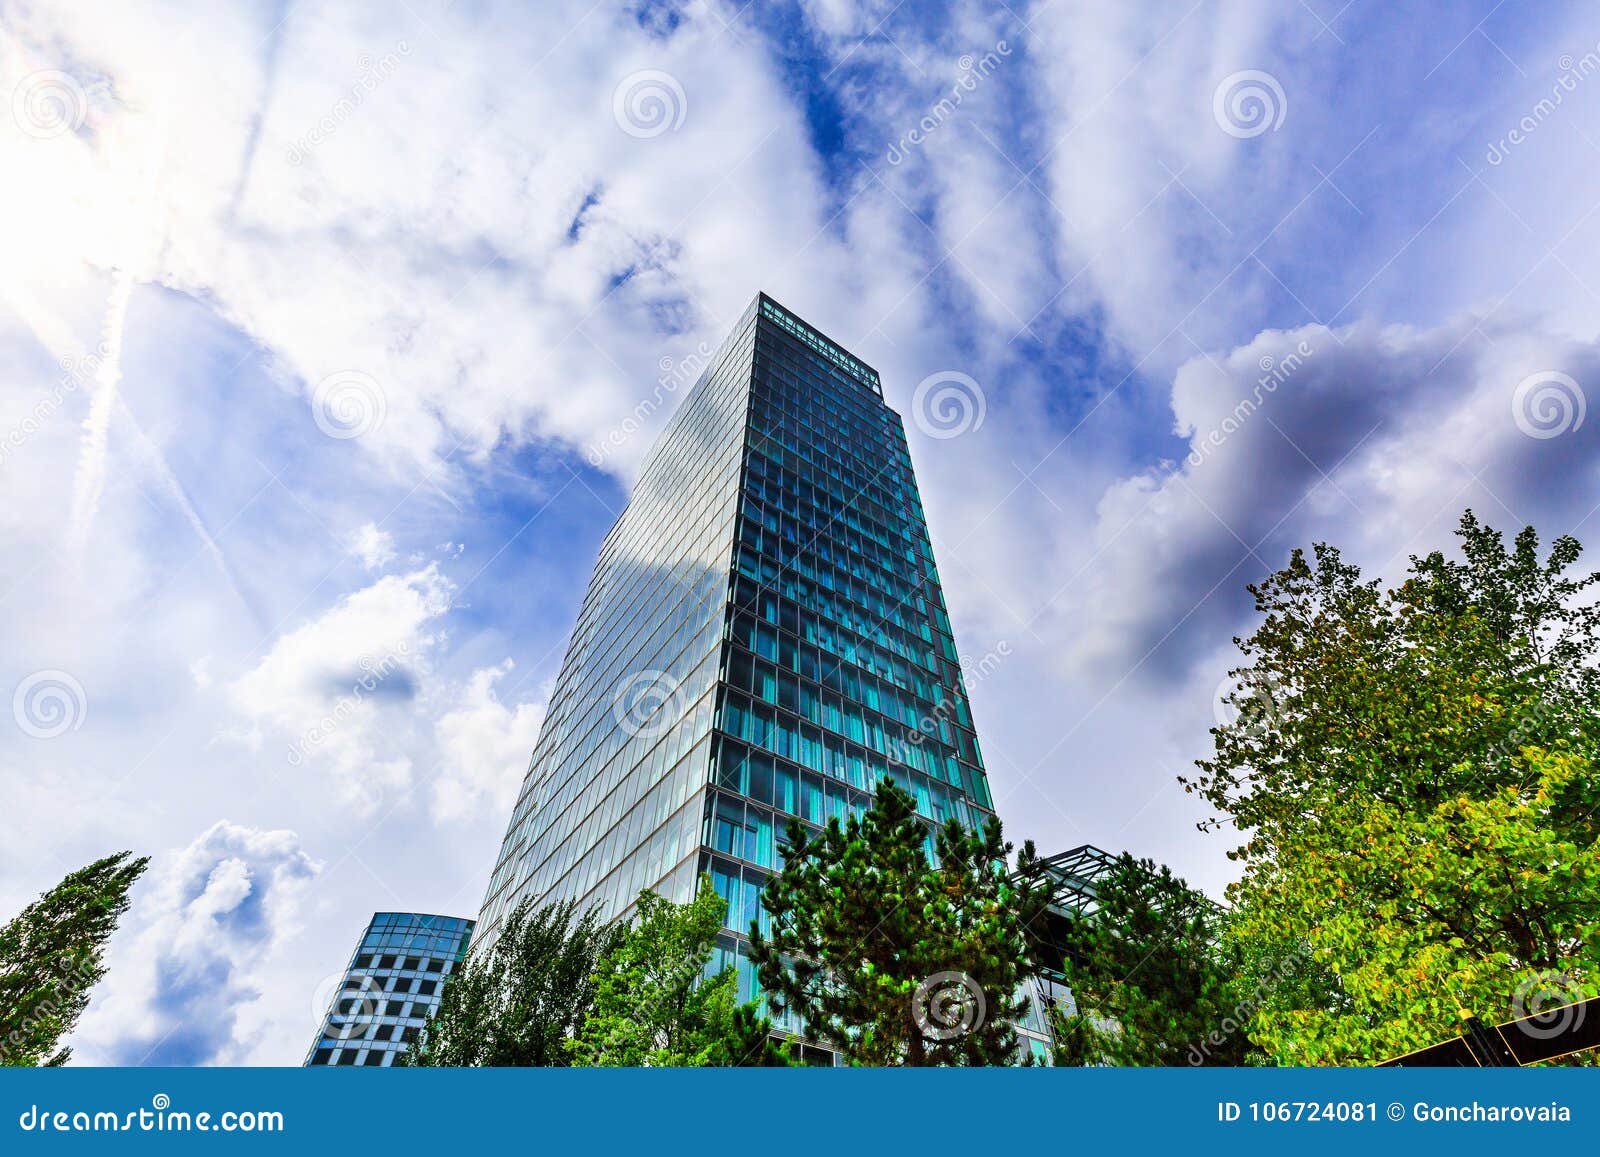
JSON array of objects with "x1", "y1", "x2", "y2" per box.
[
  {"x1": 228, "y1": 565, "x2": 454, "y2": 810},
  {"x1": 1052, "y1": 316, "x2": 1600, "y2": 678},
  {"x1": 431, "y1": 660, "x2": 544, "y2": 822},
  {"x1": 348, "y1": 522, "x2": 396, "y2": 571},
  {"x1": 71, "y1": 821, "x2": 321, "y2": 1066}
]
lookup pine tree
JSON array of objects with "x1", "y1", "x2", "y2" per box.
[
  {"x1": 0, "y1": 851, "x2": 148, "y2": 1066},
  {"x1": 750, "y1": 780, "x2": 1050, "y2": 1065},
  {"x1": 1047, "y1": 854, "x2": 1250, "y2": 1066}
]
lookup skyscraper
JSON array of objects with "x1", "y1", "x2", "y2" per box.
[
  {"x1": 304, "y1": 912, "x2": 474, "y2": 1066},
  {"x1": 475, "y1": 293, "x2": 996, "y2": 1032}
]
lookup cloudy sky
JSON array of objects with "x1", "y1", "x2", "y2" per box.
[{"x1": 2, "y1": 0, "x2": 1598, "y2": 1065}]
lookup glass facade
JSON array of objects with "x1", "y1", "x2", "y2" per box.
[
  {"x1": 304, "y1": 912, "x2": 474, "y2": 1067},
  {"x1": 474, "y1": 293, "x2": 996, "y2": 1048}
]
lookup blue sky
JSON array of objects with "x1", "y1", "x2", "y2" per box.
[{"x1": 2, "y1": 0, "x2": 1599, "y2": 1064}]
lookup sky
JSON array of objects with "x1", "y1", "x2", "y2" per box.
[{"x1": 1, "y1": 0, "x2": 1598, "y2": 1065}]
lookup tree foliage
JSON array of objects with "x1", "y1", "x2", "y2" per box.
[
  {"x1": 402, "y1": 897, "x2": 622, "y2": 1066},
  {"x1": 0, "y1": 851, "x2": 148, "y2": 1066},
  {"x1": 571, "y1": 878, "x2": 787, "y2": 1066},
  {"x1": 749, "y1": 779, "x2": 1051, "y2": 1065},
  {"x1": 1184, "y1": 511, "x2": 1600, "y2": 1062},
  {"x1": 1048, "y1": 855, "x2": 1250, "y2": 1066}
]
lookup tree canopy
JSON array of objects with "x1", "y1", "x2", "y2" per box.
[
  {"x1": 571, "y1": 878, "x2": 787, "y2": 1066},
  {"x1": 402, "y1": 897, "x2": 621, "y2": 1067},
  {"x1": 749, "y1": 778, "x2": 1051, "y2": 1065},
  {"x1": 0, "y1": 851, "x2": 148, "y2": 1066},
  {"x1": 1185, "y1": 511, "x2": 1600, "y2": 1062}
]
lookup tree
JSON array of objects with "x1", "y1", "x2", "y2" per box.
[
  {"x1": 1047, "y1": 855, "x2": 1251, "y2": 1067},
  {"x1": 1, "y1": 851, "x2": 148, "y2": 1066},
  {"x1": 570, "y1": 879, "x2": 788, "y2": 1066},
  {"x1": 749, "y1": 779, "x2": 1051, "y2": 1065},
  {"x1": 1184, "y1": 512, "x2": 1600, "y2": 1063},
  {"x1": 402, "y1": 897, "x2": 622, "y2": 1066}
]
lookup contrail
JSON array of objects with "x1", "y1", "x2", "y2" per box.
[
  {"x1": 68, "y1": 265, "x2": 134, "y2": 547},
  {"x1": 116, "y1": 393, "x2": 264, "y2": 628}
]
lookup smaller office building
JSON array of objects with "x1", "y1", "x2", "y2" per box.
[{"x1": 304, "y1": 911, "x2": 474, "y2": 1067}]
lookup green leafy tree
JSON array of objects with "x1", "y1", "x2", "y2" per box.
[
  {"x1": 1184, "y1": 512, "x2": 1600, "y2": 1063},
  {"x1": 1, "y1": 851, "x2": 148, "y2": 1066},
  {"x1": 402, "y1": 897, "x2": 622, "y2": 1066},
  {"x1": 1047, "y1": 855, "x2": 1250, "y2": 1066},
  {"x1": 570, "y1": 878, "x2": 788, "y2": 1066},
  {"x1": 750, "y1": 779, "x2": 1051, "y2": 1066}
]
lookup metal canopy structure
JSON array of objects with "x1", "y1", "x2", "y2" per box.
[{"x1": 1037, "y1": 844, "x2": 1124, "y2": 915}]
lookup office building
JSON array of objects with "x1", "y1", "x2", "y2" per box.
[
  {"x1": 475, "y1": 293, "x2": 996, "y2": 1039},
  {"x1": 304, "y1": 911, "x2": 474, "y2": 1066}
]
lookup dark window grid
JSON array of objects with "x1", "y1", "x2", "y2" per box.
[
  {"x1": 745, "y1": 405, "x2": 910, "y2": 486},
  {"x1": 732, "y1": 540, "x2": 945, "y2": 672},
  {"x1": 734, "y1": 531, "x2": 929, "y2": 641},
  {"x1": 743, "y1": 433, "x2": 917, "y2": 522},
  {"x1": 714, "y1": 688, "x2": 982, "y2": 806},
  {"x1": 723, "y1": 621, "x2": 959, "y2": 733},
  {"x1": 732, "y1": 520, "x2": 973, "y2": 721},
  {"x1": 741, "y1": 460, "x2": 924, "y2": 561},
  {"x1": 710, "y1": 736, "x2": 985, "y2": 832},
  {"x1": 720, "y1": 638, "x2": 976, "y2": 768},
  {"x1": 746, "y1": 402, "x2": 907, "y2": 487},
  {"x1": 746, "y1": 412, "x2": 905, "y2": 492},
  {"x1": 749, "y1": 355, "x2": 888, "y2": 432},
  {"x1": 726, "y1": 590, "x2": 965, "y2": 737},
  {"x1": 722, "y1": 625, "x2": 974, "y2": 762},
  {"x1": 742, "y1": 450, "x2": 914, "y2": 575},
  {"x1": 734, "y1": 528, "x2": 930, "y2": 629},
  {"x1": 756, "y1": 303, "x2": 880, "y2": 394},
  {"x1": 745, "y1": 433, "x2": 911, "y2": 525},
  {"x1": 738, "y1": 485, "x2": 922, "y2": 588}
]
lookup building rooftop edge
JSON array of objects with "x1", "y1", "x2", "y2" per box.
[{"x1": 755, "y1": 291, "x2": 883, "y2": 395}]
